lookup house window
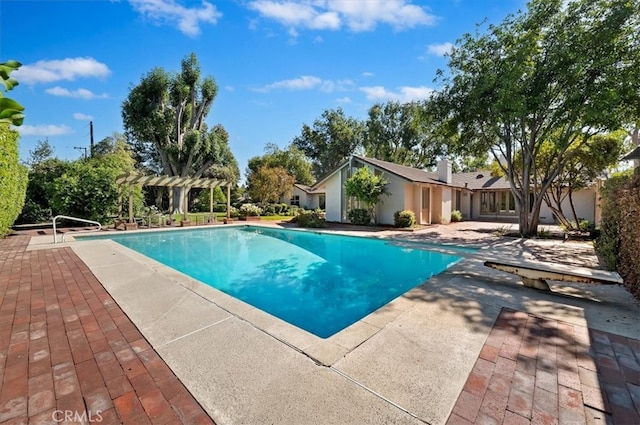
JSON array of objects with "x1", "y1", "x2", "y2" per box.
[
  {"x1": 319, "y1": 194, "x2": 326, "y2": 210},
  {"x1": 480, "y1": 192, "x2": 496, "y2": 213},
  {"x1": 290, "y1": 195, "x2": 300, "y2": 206},
  {"x1": 499, "y1": 192, "x2": 516, "y2": 212}
]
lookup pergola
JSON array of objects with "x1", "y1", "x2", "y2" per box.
[{"x1": 115, "y1": 173, "x2": 231, "y2": 226}]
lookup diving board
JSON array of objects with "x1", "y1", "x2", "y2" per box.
[{"x1": 484, "y1": 258, "x2": 623, "y2": 291}]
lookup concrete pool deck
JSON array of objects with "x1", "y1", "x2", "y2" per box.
[{"x1": 4, "y1": 221, "x2": 640, "y2": 424}]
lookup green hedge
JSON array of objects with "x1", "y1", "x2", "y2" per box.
[
  {"x1": 0, "y1": 125, "x2": 28, "y2": 237},
  {"x1": 595, "y1": 169, "x2": 640, "y2": 300},
  {"x1": 394, "y1": 210, "x2": 416, "y2": 228}
]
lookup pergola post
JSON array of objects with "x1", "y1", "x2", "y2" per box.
[
  {"x1": 226, "y1": 185, "x2": 231, "y2": 219},
  {"x1": 183, "y1": 186, "x2": 188, "y2": 222},
  {"x1": 209, "y1": 186, "x2": 214, "y2": 222},
  {"x1": 117, "y1": 184, "x2": 123, "y2": 220},
  {"x1": 168, "y1": 187, "x2": 174, "y2": 218},
  {"x1": 128, "y1": 184, "x2": 134, "y2": 223}
]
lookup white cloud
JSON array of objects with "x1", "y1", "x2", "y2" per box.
[
  {"x1": 255, "y1": 75, "x2": 322, "y2": 92},
  {"x1": 73, "y1": 113, "x2": 94, "y2": 121},
  {"x1": 15, "y1": 57, "x2": 111, "y2": 85},
  {"x1": 362, "y1": 72, "x2": 375, "y2": 78},
  {"x1": 248, "y1": 0, "x2": 436, "y2": 33},
  {"x1": 129, "y1": 0, "x2": 221, "y2": 37},
  {"x1": 336, "y1": 96, "x2": 352, "y2": 103},
  {"x1": 45, "y1": 86, "x2": 109, "y2": 100},
  {"x1": 17, "y1": 124, "x2": 73, "y2": 137},
  {"x1": 255, "y1": 75, "x2": 354, "y2": 93},
  {"x1": 360, "y1": 85, "x2": 434, "y2": 102},
  {"x1": 426, "y1": 42, "x2": 453, "y2": 56}
]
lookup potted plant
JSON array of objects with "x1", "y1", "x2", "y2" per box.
[{"x1": 238, "y1": 203, "x2": 262, "y2": 221}]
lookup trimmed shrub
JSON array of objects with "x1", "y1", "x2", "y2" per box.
[
  {"x1": 451, "y1": 210, "x2": 463, "y2": 222},
  {"x1": 295, "y1": 210, "x2": 326, "y2": 228},
  {"x1": 595, "y1": 169, "x2": 640, "y2": 300},
  {"x1": 0, "y1": 125, "x2": 28, "y2": 236},
  {"x1": 239, "y1": 203, "x2": 262, "y2": 217},
  {"x1": 595, "y1": 172, "x2": 630, "y2": 270},
  {"x1": 228, "y1": 206, "x2": 240, "y2": 218},
  {"x1": 617, "y1": 171, "x2": 640, "y2": 300},
  {"x1": 394, "y1": 210, "x2": 416, "y2": 228},
  {"x1": 347, "y1": 208, "x2": 372, "y2": 225}
]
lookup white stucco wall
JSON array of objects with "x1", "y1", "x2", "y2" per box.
[
  {"x1": 324, "y1": 173, "x2": 343, "y2": 222},
  {"x1": 440, "y1": 186, "x2": 452, "y2": 223},
  {"x1": 538, "y1": 187, "x2": 596, "y2": 224},
  {"x1": 377, "y1": 172, "x2": 407, "y2": 225},
  {"x1": 459, "y1": 190, "x2": 471, "y2": 220}
]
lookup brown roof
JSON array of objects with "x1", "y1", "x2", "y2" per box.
[
  {"x1": 353, "y1": 155, "x2": 467, "y2": 188},
  {"x1": 310, "y1": 155, "x2": 511, "y2": 191},
  {"x1": 452, "y1": 171, "x2": 511, "y2": 190},
  {"x1": 294, "y1": 183, "x2": 322, "y2": 194},
  {"x1": 623, "y1": 146, "x2": 640, "y2": 161}
]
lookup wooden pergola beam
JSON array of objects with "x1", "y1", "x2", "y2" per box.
[
  {"x1": 115, "y1": 174, "x2": 228, "y2": 189},
  {"x1": 115, "y1": 173, "x2": 231, "y2": 226}
]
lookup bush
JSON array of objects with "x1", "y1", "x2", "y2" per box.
[
  {"x1": 295, "y1": 210, "x2": 326, "y2": 228},
  {"x1": 0, "y1": 125, "x2": 28, "y2": 236},
  {"x1": 562, "y1": 219, "x2": 593, "y2": 233},
  {"x1": 239, "y1": 203, "x2": 262, "y2": 217},
  {"x1": 451, "y1": 210, "x2": 463, "y2": 222},
  {"x1": 17, "y1": 158, "x2": 71, "y2": 224},
  {"x1": 227, "y1": 206, "x2": 240, "y2": 218},
  {"x1": 394, "y1": 210, "x2": 416, "y2": 228},
  {"x1": 595, "y1": 169, "x2": 640, "y2": 301},
  {"x1": 348, "y1": 208, "x2": 372, "y2": 225},
  {"x1": 595, "y1": 173, "x2": 629, "y2": 270}
]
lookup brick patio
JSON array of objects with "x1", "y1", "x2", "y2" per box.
[
  {"x1": 447, "y1": 308, "x2": 640, "y2": 425},
  {"x1": 0, "y1": 235, "x2": 214, "y2": 424},
  {"x1": 2, "y1": 230, "x2": 640, "y2": 425}
]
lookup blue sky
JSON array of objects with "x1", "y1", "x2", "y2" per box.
[{"x1": 3, "y1": 0, "x2": 525, "y2": 180}]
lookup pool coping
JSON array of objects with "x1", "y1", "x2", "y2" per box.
[
  {"x1": 25, "y1": 223, "x2": 640, "y2": 424},
  {"x1": 42, "y1": 223, "x2": 479, "y2": 366}
]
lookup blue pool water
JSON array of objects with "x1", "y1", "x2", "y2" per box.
[{"x1": 83, "y1": 226, "x2": 464, "y2": 338}]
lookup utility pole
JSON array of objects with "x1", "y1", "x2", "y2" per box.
[
  {"x1": 74, "y1": 146, "x2": 88, "y2": 159},
  {"x1": 89, "y1": 121, "x2": 94, "y2": 158}
]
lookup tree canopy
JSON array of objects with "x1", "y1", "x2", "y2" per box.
[
  {"x1": 364, "y1": 101, "x2": 446, "y2": 170},
  {"x1": 345, "y1": 166, "x2": 389, "y2": 224},
  {"x1": 122, "y1": 53, "x2": 238, "y2": 211},
  {"x1": 436, "y1": 0, "x2": 640, "y2": 236},
  {"x1": 247, "y1": 165, "x2": 295, "y2": 205},
  {"x1": 0, "y1": 61, "x2": 25, "y2": 126},
  {"x1": 246, "y1": 143, "x2": 314, "y2": 186},
  {"x1": 292, "y1": 108, "x2": 364, "y2": 178}
]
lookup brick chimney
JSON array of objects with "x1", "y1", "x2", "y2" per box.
[{"x1": 437, "y1": 159, "x2": 452, "y2": 184}]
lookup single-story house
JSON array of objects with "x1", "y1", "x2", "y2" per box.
[
  {"x1": 286, "y1": 184, "x2": 326, "y2": 210},
  {"x1": 287, "y1": 155, "x2": 602, "y2": 226}
]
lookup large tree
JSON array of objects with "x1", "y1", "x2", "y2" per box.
[
  {"x1": 364, "y1": 101, "x2": 446, "y2": 169},
  {"x1": 436, "y1": 0, "x2": 640, "y2": 236},
  {"x1": 543, "y1": 131, "x2": 626, "y2": 229},
  {"x1": 247, "y1": 165, "x2": 295, "y2": 205},
  {"x1": 122, "y1": 53, "x2": 237, "y2": 212},
  {"x1": 246, "y1": 143, "x2": 314, "y2": 186},
  {"x1": 292, "y1": 108, "x2": 364, "y2": 178}
]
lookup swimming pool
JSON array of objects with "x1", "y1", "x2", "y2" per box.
[{"x1": 83, "y1": 226, "x2": 464, "y2": 338}]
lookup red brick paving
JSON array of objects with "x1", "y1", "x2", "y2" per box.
[
  {"x1": 0, "y1": 234, "x2": 214, "y2": 424},
  {"x1": 448, "y1": 308, "x2": 640, "y2": 425}
]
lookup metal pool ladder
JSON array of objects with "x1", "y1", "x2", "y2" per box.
[{"x1": 53, "y1": 215, "x2": 102, "y2": 243}]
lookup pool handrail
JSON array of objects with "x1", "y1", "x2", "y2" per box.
[{"x1": 53, "y1": 215, "x2": 102, "y2": 243}]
